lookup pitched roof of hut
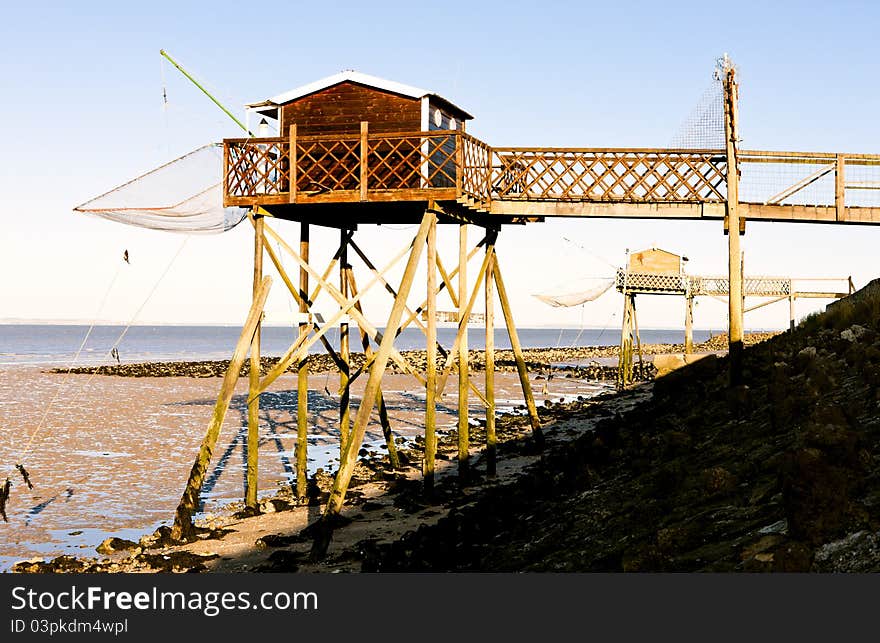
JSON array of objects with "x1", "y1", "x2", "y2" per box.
[{"x1": 245, "y1": 70, "x2": 473, "y2": 119}]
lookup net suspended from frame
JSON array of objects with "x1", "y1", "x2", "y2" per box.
[
  {"x1": 532, "y1": 278, "x2": 615, "y2": 308},
  {"x1": 74, "y1": 143, "x2": 248, "y2": 234}
]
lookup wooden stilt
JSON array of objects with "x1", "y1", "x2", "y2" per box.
[
  {"x1": 296, "y1": 223, "x2": 310, "y2": 502},
  {"x1": 685, "y1": 293, "x2": 694, "y2": 354},
  {"x1": 339, "y1": 230, "x2": 351, "y2": 458},
  {"x1": 458, "y1": 224, "x2": 470, "y2": 480},
  {"x1": 484, "y1": 229, "x2": 498, "y2": 477},
  {"x1": 261, "y1": 223, "x2": 421, "y2": 389},
  {"x1": 789, "y1": 294, "x2": 796, "y2": 332},
  {"x1": 401, "y1": 236, "x2": 485, "y2": 333},
  {"x1": 314, "y1": 212, "x2": 434, "y2": 559},
  {"x1": 493, "y1": 257, "x2": 543, "y2": 447},
  {"x1": 723, "y1": 61, "x2": 744, "y2": 386},
  {"x1": 246, "y1": 213, "x2": 263, "y2": 509},
  {"x1": 346, "y1": 270, "x2": 400, "y2": 469},
  {"x1": 172, "y1": 276, "x2": 272, "y2": 541},
  {"x1": 424, "y1": 215, "x2": 438, "y2": 493},
  {"x1": 434, "y1": 249, "x2": 494, "y2": 397},
  {"x1": 618, "y1": 294, "x2": 634, "y2": 388}
]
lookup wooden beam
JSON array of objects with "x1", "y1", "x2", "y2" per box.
[
  {"x1": 258, "y1": 224, "x2": 413, "y2": 392},
  {"x1": 346, "y1": 269, "x2": 400, "y2": 469},
  {"x1": 434, "y1": 248, "x2": 494, "y2": 398},
  {"x1": 484, "y1": 230, "x2": 498, "y2": 477},
  {"x1": 296, "y1": 223, "x2": 310, "y2": 502},
  {"x1": 339, "y1": 230, "x2": 351, "y2": 458},
  {"x1": 763, "y1": 163, "x2": 834, "y2": 205},
  {"x1": 435, "y1": 253, "x2": 460, "y2": 309},
  {"x1": 359, "y1": 121, "x2": 368, "y2": 202},
  {"x1": 458, "y1": 224, "x2": 469, "y2": 480},
  {"x1": 246, "y1": 212, "x2": 263, "y2": 509},
  {"x1": 424, "y1": 214, "x2": 438, "y2": 493},
  {"x1": 836, "y1": 155, "x2": 845, "y2": 222},
  {"x1": 724, "y1": 62, "x2": 744, "y2": 386},
  {"x1": 684, "y1": 294, "x2": 694, "y2": 355},
  {"x1": 172, "y1": 276, "x2": 272, "y2": 541},
  {"x1": 493, "y1": 257, "x2": 543, "y2": 447},
  {"x1": 321, "y1": 212, "x2": 434, "y2": 525},
  {"x1": 348, "y1": 236, "x2": 430, "y2": 336},
  {"x1": 289, "y1": 124, "x2": 297, "y2": 203}
]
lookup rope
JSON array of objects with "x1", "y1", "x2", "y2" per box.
[{"x1": 9, "y1": 237, "x2": 190, "y2": 476}]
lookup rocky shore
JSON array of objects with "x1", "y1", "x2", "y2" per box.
[{"x1": 51, "y1": 332, "x2": 778, "y2": 380}]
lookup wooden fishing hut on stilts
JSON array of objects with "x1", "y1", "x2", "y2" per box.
[{"x1": 149, "y1": 59, "x2": 880, "y2": 556}]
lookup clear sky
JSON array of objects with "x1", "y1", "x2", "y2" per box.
[{"x1": 2, "y1": 0, "x2": 879, "y2": 333}]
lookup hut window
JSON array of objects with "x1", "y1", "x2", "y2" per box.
[
  {"x1": 433, "y1": 108, "x2": 443, "y2": 127},
  {"x1": 449, "y1": 118, "x2": 457, "y2": 130}
]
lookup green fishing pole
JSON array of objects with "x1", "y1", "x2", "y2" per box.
[{"x1": 159, "y1": 49, "x2": 254, "y2": 136}]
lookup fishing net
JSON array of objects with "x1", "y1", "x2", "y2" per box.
[
  {"x1": 532, "y1": 278, "x2": 615, "y2": 307},
  {"x1": 669, "y1": 75, "x2": 725, "y2": 150},
  {"x1": 74, "y1": 143, "x2": 248, "y2": 234}
]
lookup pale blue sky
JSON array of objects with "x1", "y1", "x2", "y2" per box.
[{"x1": 1, "y1": 0, "x2": 878, "y2": 331}]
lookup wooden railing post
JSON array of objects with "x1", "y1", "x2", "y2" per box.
[
  {"x1": 836, "y1": 154, "x2": 845, "y2": 222},
  {"x1": 455, "y1": 133, "x2": 464, "y2": 196},
  {"x1": 360, "y1": 121, "x2": 368, "y2": 201},
  {"x1": 222, "y1": 142, "x2": 230, "y2": 205},
  {"x1": 289, "y1": 124, "x2": 297, "y2": 203}
]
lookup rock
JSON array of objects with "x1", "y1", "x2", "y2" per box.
[
  {"x1": 812, "y1": 530, "x2": 880, "y2": 572},
  {"x1": 96, "y1": 537, "x2": 139, "y2": 555},
  {"x1": 840, "y1": 324, "x2": 869, "y2": 342},
  {"x1": 139, "y1": 526, "x2": 173, "y2": 549},
  {"x1": 797, "y1": 346, "x2": 817, "y2": 363}
]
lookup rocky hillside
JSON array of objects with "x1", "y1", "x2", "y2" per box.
[{"x1": 364, "y1": 285, "x2": 880, "y2": 571}]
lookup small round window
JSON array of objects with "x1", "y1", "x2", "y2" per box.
[
  {"x1": 449, "y1": 118, "x2": 457, "y2": 130},
  {"x1": 433, "y1": 108, "x2": 443, "y2": 127}
]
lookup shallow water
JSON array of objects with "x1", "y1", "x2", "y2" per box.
[{"x1": 0, "y1": 364, "x2": 612, "y2": 572}]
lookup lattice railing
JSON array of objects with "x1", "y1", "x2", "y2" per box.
[
  {"x1": 491, "y1": 149, "x2": 728, "y2": 202},
  {"x1": 225, "y1": 138, "x2": 289, "y2": 197},
  {"x1": 460, "y1": 133, "x2": 492, "y2": 203},
  {"x1": 297, "y1": 136, "x2": 360, "y2": 192},
  {"x1": 367, "y1": 132, "x2": 458, "y2": 190},
  {"x1": 616, "y1": 270, "x2": 687, "y2": 293},
  {"x1": 691, "y1": 276, "x2": 792, "y2": 297}
]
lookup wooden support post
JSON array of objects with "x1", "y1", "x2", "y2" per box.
[
  {"x1": 684, "y1": 293, "x2": 694, "y2": 355},
  {"x1": 313, "y1": 212, "x2": 434, "y2": 559},
  {"x1": 289, "y1": 124, "x2": 297, "y2": 203},
  {"x1": 246, "y1": 213, "x2": 264, "y2": 509},
  {"x1": 296, "y1": 223, "x2": 310, "y2": 502},
  {"x1": 172, "y1": 276, "x2": 272, "y2": 541},
  {"x1": 789, "y1": 294, "x2": 796, "y2": 332},
  {"x1": 493, "y1": 257, "x2": 543, "y2": 447},
  {"x1": 424, "y1": 215, "x2": 438, "y2": 492},
  {"x1": 723, "y1": 60, "x2": 744, "y2": 386},
  {"x1": 359, "y1": 122, "x2": 368, "y2": 202},
  {"x1": 618, "y1": 294, "x2": 634, "y2": 389},
  {"x1": 339, "y1": 230, "x2": 351, "y2": 458},
  {"x1": 458, "y1": 224, "x2": 470, "y2": 480},
  {"x1": 835, "y1": 155, "x2": 845, "y2": 222},
  {"x1": 484, "y1": 229, "x2": 498, "y2": 477},
  {"x1": 346, "y1": 270, "x2": 400, "y2": 469}
]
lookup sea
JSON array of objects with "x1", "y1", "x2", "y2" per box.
[
  {"x1": 0, "y1": 323, "x2": 720, "y2": 571},
  {"x1": 0, "y1": 324, "x2": 719, "y2": 367}
]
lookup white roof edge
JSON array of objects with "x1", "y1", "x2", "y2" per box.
[{"x1": 245, "y1": 70, "x2": 471, "y2": 118}]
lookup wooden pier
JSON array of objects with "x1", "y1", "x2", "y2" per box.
[{"x1": 166, "y1": 62, "x2": 879, "y2": 554}]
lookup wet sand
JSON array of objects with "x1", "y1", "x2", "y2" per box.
[{"x1": 0, "y1": 363, "x2": 611, "y2": 571}]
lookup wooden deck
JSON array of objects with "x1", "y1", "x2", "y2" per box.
[{"x1": 223, "y1": 128, "x2": 880, "y2": 226}]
